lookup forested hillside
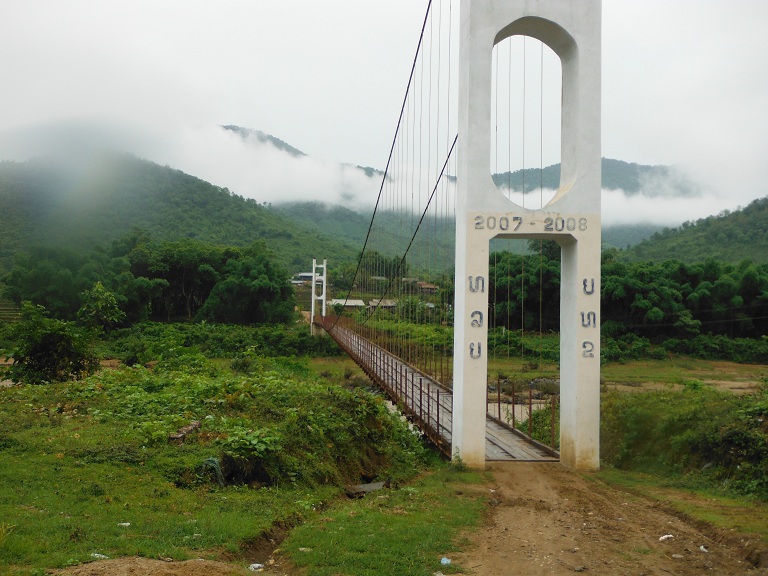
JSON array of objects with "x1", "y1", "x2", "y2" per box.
[
  {"x1": 492, "y1": 158, "x2": 697, "y2": 196},
  {"x1": 602, "y1": 224, "x2": 665, "y2": 250},
  {"x1": 2, "y1": 144, "x2": 762, "y2": 282},
  {"x1": 624, "y1": 196, "x2": 768, "y2": 264},
  {"x1": 272, "y1": 201, "x2": 661, "y2": 256},
  {"x1": 270, "y1": 202, "x2": 456, "y2": 273},
  {"x1": 272, "y1": 159, "x2": 690, "y2": 254},
  {"x1": 0, "y1": 154, "x2": 357, "y2": 273}
]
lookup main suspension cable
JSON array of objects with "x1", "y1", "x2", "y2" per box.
[{"x1": 331, "y1": 0, "x2": 435, "y2": 330}]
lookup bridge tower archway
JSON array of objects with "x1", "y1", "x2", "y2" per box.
[{"x1": 453, "y1": 0, "x2": 602, "y2": 470}]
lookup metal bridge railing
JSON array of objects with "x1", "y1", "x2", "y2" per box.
[{"x1": 319, "y1": 315, "x2": 453, "y2": 457}]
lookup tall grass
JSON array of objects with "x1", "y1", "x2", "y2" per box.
[{"x1": 601, "y1": 381, "x2": 768, "y2": 499}]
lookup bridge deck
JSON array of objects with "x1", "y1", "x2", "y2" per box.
[{"x1": 323, "y1": 321, "x2": 558, "y2": 462}]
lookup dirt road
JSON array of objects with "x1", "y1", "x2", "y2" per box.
[
  {"x1": 454, "y1": 462, "x2": 767, "y2": 575},
  {"x1": 52, "y1": 461, "x2": 768, "y2": 576}
]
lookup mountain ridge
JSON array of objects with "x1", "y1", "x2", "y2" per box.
[
  {"x1": 1, "y1": 125, "x2": 764, "y2": 274},
  {"x1": 492, "y1": 157, "x2": 699, "y2": 197},
  {"x1": 621, "y1": 196, "x2": 768, "y2": 263},
  {"x1": 0, "y1": 153, "x2": 357, "y2": 273}
]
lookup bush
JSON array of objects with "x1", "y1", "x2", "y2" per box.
[
  {"x1": 601, "y1": 385, "x2": 768, "y2": 499},
  {"x1": 73, "y1": 358, "x2": 428, "y2": 487},
  {"x1": 76, "y1": 281, "x2": 126, "y2": 331},
  {"x1": 1, "y1": 302, "x2": 98, "y2": 384},
  {"x1": 601, "y1": 334, "x2": 663, "y2": 363},
  {"x1": 102, "y1": 321, "x2": 341, "y2": 365},
  {"x1": 662, "y1": 334, "x2": 768, "y2": 364}
]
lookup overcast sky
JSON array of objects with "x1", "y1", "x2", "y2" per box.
[{"x1": 1, "y1": 0, "x2": 767, "y2": 226}]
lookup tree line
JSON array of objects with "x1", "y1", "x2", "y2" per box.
[
  {"x1": 2, "y1": 232, "x2": 295, "y2": 327},
  {"x1": 4, "y1": 235, "x2": 768, "y2": 355},
  {"x1": 488, "y1": 243, "x2": 768, "y2": 341}
]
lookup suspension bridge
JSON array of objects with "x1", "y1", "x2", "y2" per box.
[{"x1": 312, "y1": 0, "x2": 602, "y2": 470}]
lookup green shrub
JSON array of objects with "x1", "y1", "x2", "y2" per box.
[
  {"x1": 67, "y1": 358, "x2": 427, "y2": 488},
  {"x1": 102, "y1": 321, "x2": 341, "y2": 364},
  {"x1": 516, "y1": 402, "x2": 559, "y2": 449},
  {"x1": 662, "y1": 334, "x2": 768, "y2": 364},
  {"x1": 1, "y1": 302, "x2": 98, "y2": 384},
  {"x1": 601, "y1": 385, "x2": 768, "y2": 499},
  {"x1": 601, "y1": 333, "x2": 662, "y2": 363},
  {"x1": 76, "y1": 281, "x2": 126, "y2": 331}
]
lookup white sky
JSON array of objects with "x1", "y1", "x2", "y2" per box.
[{"x1": 1, "y1": 0, "x2": 767, "y2": 225}]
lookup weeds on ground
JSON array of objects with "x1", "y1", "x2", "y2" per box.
[
  {"x1": 601, "y1": 382, "x2": 768, "y2": 500},
  {"x1": 0, "y1": 353, "x2": 428, "y2": 574},
  {"x1": 282, "y1": 462, "x2": 487, "y2": 576}
]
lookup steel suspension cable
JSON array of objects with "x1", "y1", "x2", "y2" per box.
[
  {"x1": 538, "y1": 40, "x2": 545, "y2": 370},
  {"x1": 331, "y1": 0, "x2": 435, "y2": 331},
  {"x1": 362, "y1": 135, "x2": 458, "y2": 324}
]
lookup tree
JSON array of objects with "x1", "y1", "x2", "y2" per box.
[
  {"x1": 3, "y1": 247, "x2": 84, "y2": 318},
  {"x1": 2, "y1": 302, "x2": 98, "y2": 384},
  {"x1": 77, "y1": 281, "x2": 126, "y2": 331},
  {"x1": 197, "y1": 250, "x2": 295, "y2": 324},
  {"x1": 527, "y1": 239, "x2": 560, "y2": 262},
  {"x1": 127, "y1": 238, "x2": 225, "y2": 321}
]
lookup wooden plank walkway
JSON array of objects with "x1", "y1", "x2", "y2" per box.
[{"x1": 323, "y1": 321, "x2": 558, "y2": 462}]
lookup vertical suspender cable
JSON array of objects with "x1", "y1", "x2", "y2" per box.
[
  {"x1": 332, "y1": 1, "x2": 434, "y2": 332},
  {"x1": 538, "y1": 40, "x2": 545, "y2": 370},
  {"x1": 520, "y1": 36, "x2": 526, "y2": 363},
  {"x1": 506, "y1": 38, "x2": 512, "y2": 360}
]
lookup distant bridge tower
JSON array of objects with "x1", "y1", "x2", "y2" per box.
[
  {"x1": 310, "y1": 258, "x2": 327, "y2": 336},
  {"x1": 453, "y1": 0, "x2": 602, "y2": 470}
]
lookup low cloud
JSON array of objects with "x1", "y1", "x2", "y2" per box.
[
  {"x1": 601, "y1": 188, "x2": 736, "y2": 227},
  {"x1": 0, "y1": 120, "x2": 751, "y2": 231},
  {"x1": 602, "y1": 162, "x2": 747, "y2": 227},
  {"x1": 0, "y1": 121, "x2": 383, "y2": 210},
  {"x1": 636, "y1": 165, "x2": 701, "y2": 199},
  {"x1": 144, "y1": 125, "x2": 382, "y2": 209}
]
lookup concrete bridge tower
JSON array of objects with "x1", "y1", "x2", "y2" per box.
[{"x1": 452, "y1": 0, "x2": 602, "y2": 470}]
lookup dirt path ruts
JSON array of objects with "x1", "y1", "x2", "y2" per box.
[
  {"x1": 44, "y1": 462, "x2": 768, "y2": 575},
  {"x1": 454, "y1": 462, "x2": 767, "y2": 575}
]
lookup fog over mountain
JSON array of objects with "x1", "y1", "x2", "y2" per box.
[
  {"x1": 159, "y1": 124, "x2": 742, "y2": 229},
  {"x1": 1, "y1": 1, "x2": 766, "y2": 233},
  {"x1": 0, "y1": 121, "x2": 747, "y2": 229}
]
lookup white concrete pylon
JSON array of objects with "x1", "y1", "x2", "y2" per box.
[
  {"x1": 310, "y1": 258, "x2": 327, "y2": 335},
  {"x1": 453, "y1": 0, "x2": 601, "y2": 470}
]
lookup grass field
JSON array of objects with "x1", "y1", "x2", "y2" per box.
[{"x1": 1, "y1": 347, "x2": 766, "y2": 574}]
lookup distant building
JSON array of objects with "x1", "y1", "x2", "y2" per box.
[
  {"x1": 368, "y1": 299, "x2": 397, "y2": 309},
  {"x1": 330, "y1": 298, "x2": 365, "y2": 308},
  {"x1": 294, "y1": 272, "x2": 323, "y2": 285},
  {"x1": 416, "y1": 281, "x2": 439, "y2": 294}
]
